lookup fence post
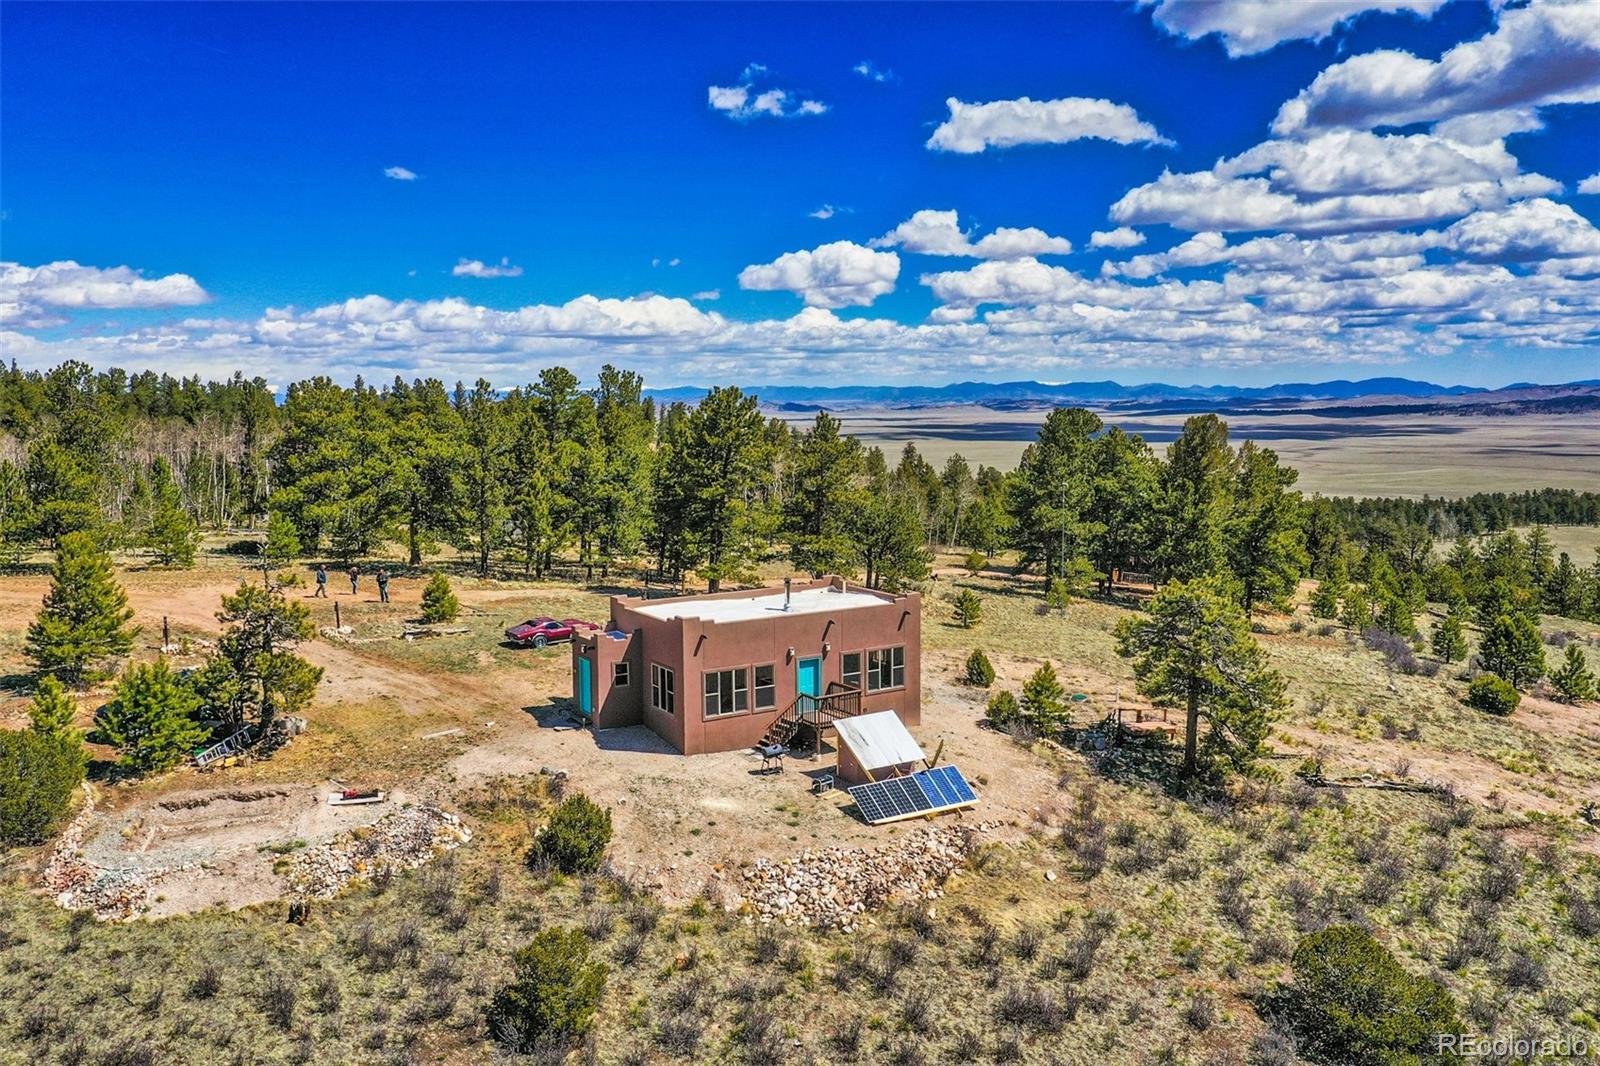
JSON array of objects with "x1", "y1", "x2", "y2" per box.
[
  {"x1": 162, "y1": 616, "x2": 170, "y2": 650},
  {"x1": 334, "y1": 601, "x2": 342, "y2": 630}
]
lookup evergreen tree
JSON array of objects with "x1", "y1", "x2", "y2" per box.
[
  {"x1": 489, "y1": 927, "x2": 608, "y2": 1051},
  {"x1": 986, "y1": 689, "x2": 1020, "y2": 730},
  {"x1": 1020, "y1": 662, "x2": 1069, "y2": 734},
  {"x1": 785, "y1": 412, "x2": 865, "y2": 577},
  {"x1": 852, "y1": 491, "x2": 930, "y2": 592},
  {"x1": 1340, "y1": 584, "x2": 1372, "y2": 631},
  {"x1": 1375, "y1": 592, "x2": 1416, "y2": 638},
  {"x1": 1156, "y1": 414, "x2": 1233, "y2": 582},
  {"x1": 678, "y1": 387, "x2": 771, "y2": 591},
  {"x1": 1045, "y1": 557, "x2": 1099, "y2": 615},
  {"x1": 388, "y1": 377, "x2": 464, "y2": 565},
  {"x1": 268, "y1": 377, "x2": 357, "y2": 552},
  {"x1": 1551, "y1": 644, "x2": 1597, "y2": 704},
  {"x1": 1115, "y1": 576, "x2": 1286, "y2": 779},
  {"x1": 952, "y1": 588, "x2": 982, "y2": 629},
  {"x1": 1300, "y1": 496, "x2": 1344, "y2": 579},
  {"x1": 1431, "y1": 610, "x2": 1467, "y2": 663},
  {"x1": 1477, "y1": 613, "x2": 1546, "y2": 689},
  {"x1": 1085, "y1": 427, "x2": 1160, "y2": 586},
  {"x1": 505, "y1": 391, "x2": 561, "y2": 578},
  {"x1": 99, "y1": 659, "x2": 206, "y2": 772},
  {"x1": 592, "y1": 366, "x2": 655, "y2": 576},
  {"x1": 263, "y1": 511, "x2": 302, "y2": 570},
  {"x1": 457, "y1": 379, "x2": 510, "y2": 577},
  {"x1": 647, "y1": 403, "x2": 695, "y2": 581},
  {"x1": 0, "y1": 728, "x2": 85, "y2": 845},
  {"x1": 1309, "y1": 576, "x2": 1342, "y2": 620},
  {"x1": 1008, "y1": 407, "x2": 1101, "y2": 580},
  {"x1": 25, "y1": 531, "x2": 138, "y2": 684},
  {"x1": 1546, "y1": 551, "x2": 1581, "y2": 617},
  {"x1": 199, "y1": 581, "x2": 323, "y2": 736},
  {"x1": 1226, "y1": 441, "x2": 1305, "y2": 614},
  {"x1": 1525, "y1": 525, "x2": 1555, "y2": 590},
  {"x1": 28, "y1": 674, "x2": 82, "y2": 744},
  {"x1": 420, "y1": 572, "x2": 460, "y2": 623},
  {"x1": 0, "y1": 458, "x2": 33, "y2": 567},
  {"x1": 938, "y1": 453, "x2": 977, "y2": 547},
  {"x1": 144, "y1": 458, "x2": 199, "y2": 567},
  {"x1": 963, "y1": 649, "x2": 995, "y2": 687}
]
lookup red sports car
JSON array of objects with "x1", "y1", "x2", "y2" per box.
[{"x1": 504, "y1": 616, "x2": 600, "y2": 648}]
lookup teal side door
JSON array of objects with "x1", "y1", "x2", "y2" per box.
[
  {"x1": 797, "y1": 656, "x2": 822, "y2": 699},
  {"x1": 578, "y1": 657, "x2": 594, "y2": 717}
]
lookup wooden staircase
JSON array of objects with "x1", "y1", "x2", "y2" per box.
[{"x1": 759, "y1": 683, "x2": 862, "y2": 750}]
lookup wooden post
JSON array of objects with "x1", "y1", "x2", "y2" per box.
[
  {"x1": 162, "y1": 616, "x2": 170, "y2": 649},
  {"x1": 334, "y1": 601, "x2": 342, "y2": 630}
]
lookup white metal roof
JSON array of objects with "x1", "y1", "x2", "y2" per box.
[
  {"x1": 834, "y1": 711, "x2": 924, "y2": 770},
  {"x1": 631, "y1": 585, "x2": 890, "y2": 624}
]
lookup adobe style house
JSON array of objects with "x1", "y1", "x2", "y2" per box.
[{"x1": 570, "y1": 576, "x2": 921, "y2": 755}]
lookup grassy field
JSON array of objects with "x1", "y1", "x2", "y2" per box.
[
  {"x1": 785, "y1": 407, "x2": 1600, "y2": 499},
  {"x1": 2, "y1": 552, "x2": 1599, "y2": 1064}
]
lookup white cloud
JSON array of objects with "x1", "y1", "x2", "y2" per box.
[
  {"x1": 872, "y1": 209, "x2": 1073, "y2": 258},
  {"x1": 1445, "y1": 198, "x2": 1600, "y2": 264},
  {"x1": 1579, "y1": 173, "x2": 1600, "y2": 195},
  {"x1": 1111, "y1": 130, "x2": 1559, "y2": 235},
  {"x1": 809, "y1": 204, "x2": 846, "y2": 220},
  {"x1": 1272, "y1": 2, "x2": 1600, "y2": 135},
  {"x1": 452, "y1": 257, "x2": 524, "y2": 278},
  {"x1": 708, "y1": 65, "x2": 828, "y2": 120},
  {"x1": 0, "y1": 260, "x2": 210, "y2": 326},
  {"x1": 691, "y1": 290, "x2": 721, "y2": 301},
  {"x1": 1089, "y1": 227, "x2": 1146, "y2": 249},
  {"x1": 738, "y1": 241, "x2": 900, "y2": 308},
  {"x1": 853, "y1": 60, "x2": 894, "y2": 83},
  {"x1": 927, "y1": 96, "x2": 1172, "y2": 153},
  {"x1": 1142, "y1": 0, "x2": 1449, "y2": 58},
  {"x1": 383, "y1": 166, "x2": 418, "y2": 181}
]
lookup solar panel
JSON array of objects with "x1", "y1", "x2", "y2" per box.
[{"x1": 848, "y1": 764, "x2": 978, "y2": 825}]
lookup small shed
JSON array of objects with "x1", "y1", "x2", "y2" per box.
[{"x1": 834, "y1": 711, "x2": 924, "y2": 786}]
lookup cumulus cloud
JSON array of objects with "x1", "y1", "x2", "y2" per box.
[
  {"x1": 383, "y1": 166, "x2": 418, "y2": 181},
  {"x1": 1579, "y1": 173, "x2": 1600, "y2": 195},
  {"x1": 738, "y1": 241, "x2": 900, "y2": 308},
  {"x1": 853, "y1": 60, "x2": 894, "y2": 83},
  {"x1": 708, "y1": 64, "x2": 828, "y2": 120},
  {"x1": 452, "y1": 257, "x2": 524, "y2": 278},
  {"x1": 1142, "y1": 0, "x2": 1449, "y2": 58},
  {"x1": 0, "y1": 260, "x2": 211, "y2": 326},
  {"x1": 1090, "y1": 227, "x2": 1147, "y2": 249},
  {"x1": 1445, "y1": 198, "x2": 1600, "y2": 264},
  {"x1": 1111, "y1": 130, "x2": 1559, "y2": 235},
  {"x1": 1272, "y1": 1, "x2": 1600, "y2": 135},
  {"x1": 871, "y1": 209, "x2": 1073, "y2": 258},
  {"x1": 927, "y1": 96, "x2": 1172, "y2": 153}
]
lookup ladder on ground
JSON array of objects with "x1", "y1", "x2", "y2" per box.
[
  {"x1": 759, "y1": 684, "x2": 863, "y2": 750},
  {"x1": 194, "y1": 727, "x2": 254, "y2": 767}
]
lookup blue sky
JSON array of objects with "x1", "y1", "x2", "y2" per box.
[{"x1": 2, "y1": 0, "x2": 1598, "y2": 388}]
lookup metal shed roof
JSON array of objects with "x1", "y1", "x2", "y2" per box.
[{"x1": 835, "y1": 711, "x2": 924, "y2": 770}]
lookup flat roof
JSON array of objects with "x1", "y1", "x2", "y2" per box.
[{"x1": 630, "y1": 585, "x2": 892, "y2": 624}]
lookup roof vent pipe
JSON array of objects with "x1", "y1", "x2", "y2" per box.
[{"x1": 784, "y1": 577, "x2": 792, "y2": 611}]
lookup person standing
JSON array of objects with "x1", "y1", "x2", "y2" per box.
[
  {"x1": 315, "y1": 564, "x2": 328, "y2": 597},
  {"x1": 376, "y1": 567, "x2": 390, "y2": 604},
  {"x1": 349, "y1": 564, "x2": 360, "y2": 596}
]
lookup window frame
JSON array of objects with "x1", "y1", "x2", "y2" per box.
[
  {"x1": 753, "y1": 663, "x2": 776, "y2": 709},
  {"x1": 612, "y1": 661, "x2": 631, "y2": 688},
  {"x1": 703, "y1": 666, "x2": 749, "y2": 719},
  {"x1": 842, "y1": 651, "x2": 862, "y2": 691},
  {"x1": 650, "y1": 663, "x2": 675, "y2": 715},
  {"x1": 867, "y1": 646, "x2": 906, "y2": 692}
]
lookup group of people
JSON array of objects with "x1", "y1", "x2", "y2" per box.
[{"x1": 313, "y1": 563, "x2": 392, "y2": 602}]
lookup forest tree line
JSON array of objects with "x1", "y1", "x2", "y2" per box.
[{"x1": 3, "y1": 359, "x2": 1600, "y2": 619}]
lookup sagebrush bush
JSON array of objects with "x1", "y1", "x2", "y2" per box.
[{"x1": 532, "y1": 794, "x2": 613, "y2": 874}]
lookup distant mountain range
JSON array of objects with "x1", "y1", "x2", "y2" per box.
[{"x1": 645, "y1": 377, "x2": 1600, "y2": 413}]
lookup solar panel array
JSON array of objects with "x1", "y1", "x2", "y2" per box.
[{"x1": 849, "y1": 764, "x2": 978, "y2": 825}]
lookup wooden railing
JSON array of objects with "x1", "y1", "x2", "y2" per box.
[{"x1": 761, "y1": 683, "x2": 864, "y2": 749}]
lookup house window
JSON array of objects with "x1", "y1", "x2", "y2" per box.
[
  {"x1": 612, "y1": 662, "x2": 630, "y2": 687},
  {"x1": 843, "y1": 652, "x2": 862, "y2": 690},
  {"x1": 753, "y1": 664, "x2": 776, "y2": 709},
  {"x1": 867, "y1": 646, "x2": 905, "y2": 691},
  {"x1": 704, "y1": 667, "x2": 748, "y2": 717},
  {"x1": 650, "y1": 663, "x2": 675, "y2": 714}
]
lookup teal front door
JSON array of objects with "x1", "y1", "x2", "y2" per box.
[
  {"x1": 578, "y1": 657, "x2": 594, "y2": 717},
  {"x1": 797, "y1": 657, "x2": 822, "y2": 699}
]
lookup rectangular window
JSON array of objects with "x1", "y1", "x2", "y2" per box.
[
  {"x1": 753, "y1": 663, "x2": 776, "y2": 709},
  {"x1": 703, "y1": 667, "x2": 749, "y2": 717},
  {"x1": 650, "y1": 663, "x2": 675, "y2": 714},
  {"x1": 612, "y1": 661, "x2": 630, "y2": 687},
  {"x1": 843, "y1": 652, "x2": 862, "y2": 690},
  {"x1": 867, "y1": 646, "x2": 905, "y2": 691}
]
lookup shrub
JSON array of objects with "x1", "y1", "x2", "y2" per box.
[
  {"x1": 98, "y1": 659, "x2": 207, "y2": 772},
  {"x1": 420, "y1": 572, "x2": 460, "y2": 624},
  {"x1": 1284, "y1": 926, "x2": 1460, "y2": 1065},
  {"x1": 962, "y1": 550, "x2": 986, "y2": 574},
  {"x1": 963, "y1": 649, "x2": 995, "y2": 687},
  {"x1": 985, "y1": 690, "x2": 1020, "y2": 730},
  {"x1": 1020, "y1": 662, "x2": 1069, "y2": 733},
  {"x1": 532, "y1": 794, "x2": 613, "y2": 874},
  {"x1": 952, "y1": 588, "x2": 982, "y2": 629},
  {"x1": 0, "y1": 728, "x2": 85, "y2": 845},
  {"x1": 1466, "y1": 674, "x2": 1520, "y2": 716},
  {"x1": 489, "y1": 927, "x2": 607, "y2": 1050}
]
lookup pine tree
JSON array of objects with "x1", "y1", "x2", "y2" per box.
[
  {"x1": 952, "y1": 588, "x2": 982, "y2": 629},
  {"x1": 457, "y1": 379, "x2": 510, "y2": 577},
  {"x1": 1375, "y1": 592, "x2": 1416, "y2": 638},
  {"x1": 963, "y1": 649, "x2": 995, "y2": 687},
  {"x1": 0, "y1": 459, "x2": 32, "y2": 568},
  {"x1": 28, "y1": 674, "x2": 83, "y2": 752},
  {"x1": 144, "y1": 458, "x2": 199, "y2": 567},
  {"x1": 593, "y1": 366, "x2": 655, "y2": 577},
  {"x1": 1008, "y1": 407, "x2": 1100, "y2": 580},
  {"x1": 1546, "y1": 552, "x2": 1581, "y2": 617},
  {"x1": 1115, "y1": 575, "x2": 1286, "y2": 779},
  {"x1": 1551, "y1": 644, "x2": 1597, "y2": 704},
  {"x1": 99, "y1": 659, "x2": 206, "y2": 772},
  {"x1": 25, "y1": 531, "x2": 138, "y2": 684},
  {"x1": 678, "y1": 387, "x2": 771, "y2": 592},
  {"x1": 1226, "y1": 441, "x2": 1305, "y2": 614},
  {"x1": 388, "y1": 376, "x2": 464, "y2": 566},
  {"x1": 263, "y1": 510, "x2": 302, "y2": 569},
  {"x1": 1020, "y1": 662, "x2": 1069, "y2": 734},
  {"x1": 1478, "y1": 613, "x2": 1546, "y2": 689},
  {"x1": 1085, "y1": 427, "x2": 1160, "y2": 585},
  {"x1": 1431, "y1": 611, "x2": 1467, "y2": 663},
  {"x1": 199, "y1": 581, "x2": 323, "y2": 736},
  {"x1": 985, "y1": 690, "x2": 1020, "y2": 730},
  {"x1": 1156, "y1": 414, "x2": 1233, "y2": 582},
  {"x1": 852, "y1": 491, "x2": 930, "y2": 592},
  {"x1": 785, "y1": 412, "x2": 865, "y2": 578},
  {"x1": 420, "y1": 572, "x2": 460, "y2": 623},
  {"x1": 1340, "y1": 584, "x2": 1372, "y2": 631},
  {"x1": 1310, "y1": 578, "x2": 1342, "y2": 620}
]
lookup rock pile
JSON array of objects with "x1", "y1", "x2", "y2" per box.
[
  {"x1": 41, "y1": 787, "x2": 186, "y2": 921},
  {"x1": 286, "y1": 805, "x2": 471, "y2": 898},
  {"x1": 739, "y1": 823, "x2": 990, "y2": 930}
]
